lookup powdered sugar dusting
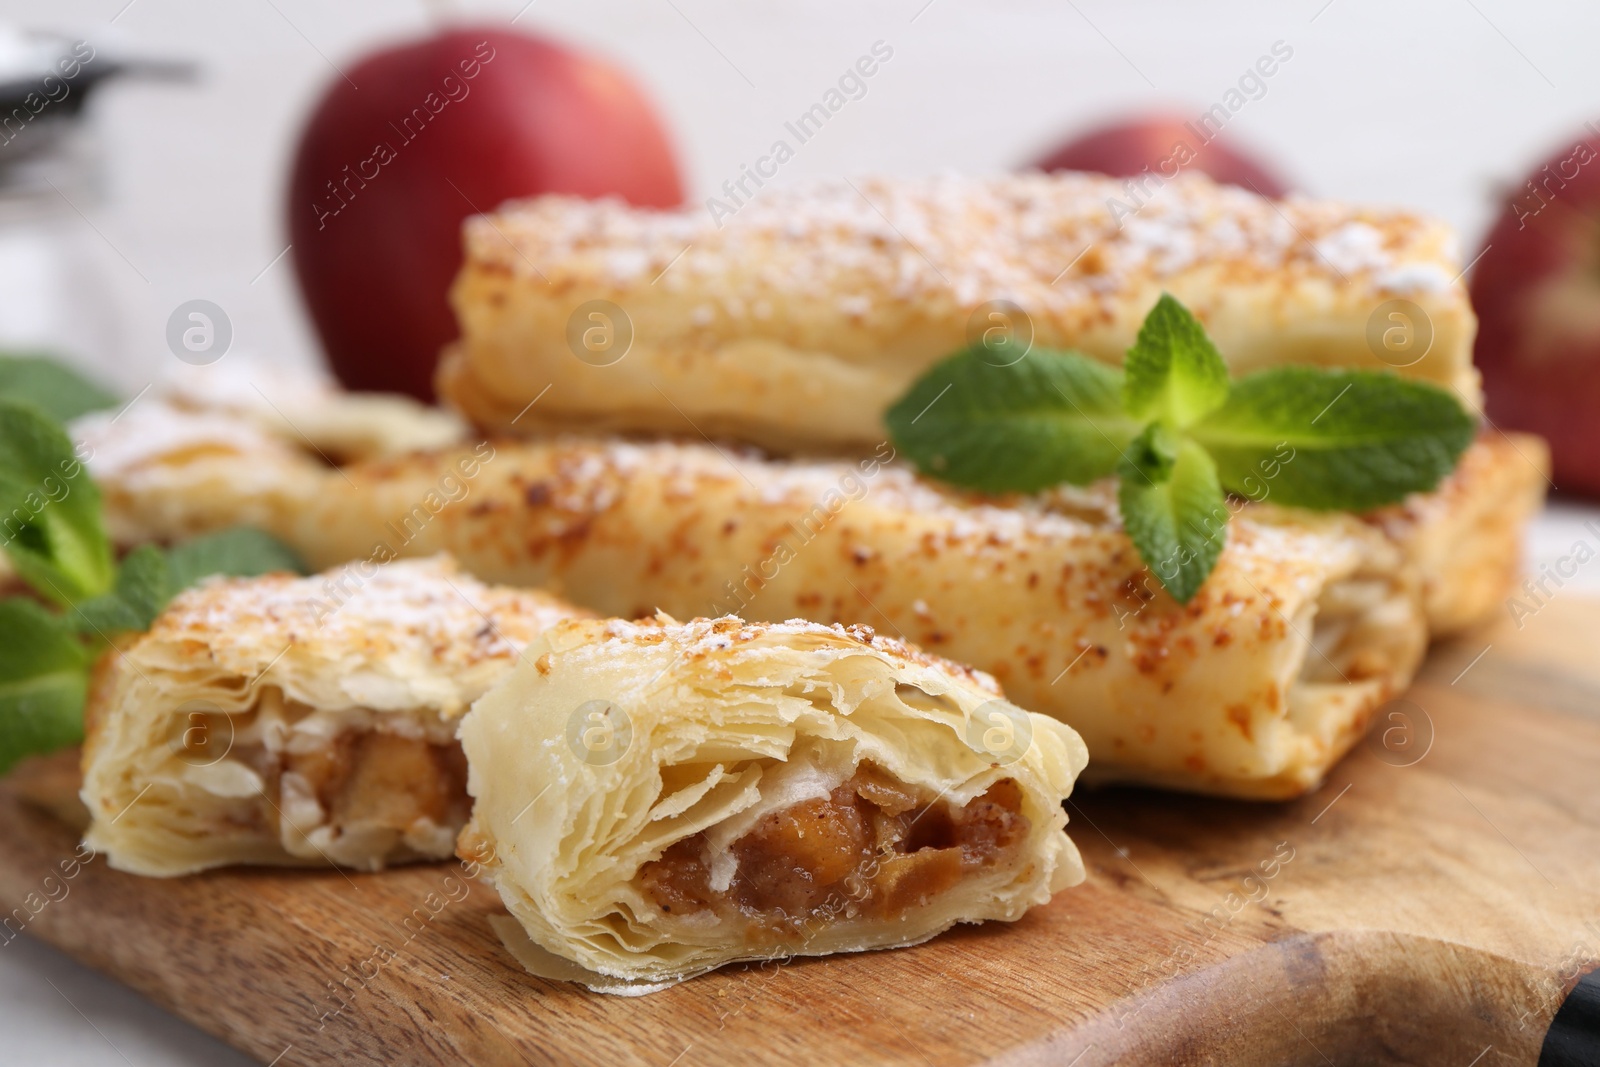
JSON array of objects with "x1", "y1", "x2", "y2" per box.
[
  {"x1": 154, "y1": 555, "x2": 579, "y2": 675},
  {"x1": 74, "y1": 399, "x2": 292, "y2": 480},
  {"x1": 581, "y1": 613, "x2": 1003, "y2": 695},
  {"x1": 1312, "y1": 221, "x2": 1390, "y2": 277},
  {"x1": 466, "y1": 172, "x2": 1462, "y2": 319},
  {"x1": 1375, "y1": 262, "x2": 1454, "y2": 294},
  {"x1": 70, "y1": 357, "x2": 465, "y2": 479},
  {"x1": 533, "y1": 435, "x2": 1118, "y2": 548}
]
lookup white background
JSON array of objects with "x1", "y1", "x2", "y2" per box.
[
  {"x1": 0, "y1": 1, "x2": 1597, "y2": 1063},
  {"x1": 13, "y1": 0, "x2": 1600, "y2": 389}
]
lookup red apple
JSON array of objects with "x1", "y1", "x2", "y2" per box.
[
  {"x1": 287, "y1": 27, "x2": 683, "y2": 401},
  {"x1": 1029, "y1": 114, "x2": 1290, "y2": 198},
  {"x1": 1471, "y1": 132, "x2": 1600, "y2": 496}
]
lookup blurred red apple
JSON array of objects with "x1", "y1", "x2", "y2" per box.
[
  {"x1": 1030, "y1": 114, "x2": 1289, "y2": 198},
  {"x1": 1471, "y1": 132, "x2": 1600, "y2": 496},
  {"x1": 288, "y1": 27, "x2": 683, "y2": 401}
]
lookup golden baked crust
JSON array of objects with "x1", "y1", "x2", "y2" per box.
[
  {"x1": 440, "y1": 172, "x2": 1478, "y2": 450},
  {"x1": 80, "y1": 556, "x2": 584, "y2": 876},
  {"x1": 459, "y1": 613, "x2": 1087, "y2": 991}
]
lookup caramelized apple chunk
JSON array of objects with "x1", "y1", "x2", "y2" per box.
[{"x1": 637, "y1": 763, "x2": 1029, "y2": 938}]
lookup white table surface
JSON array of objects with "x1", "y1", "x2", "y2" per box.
[{"x1": 1, "y1": 0, "x2": 1598, "y2": 1062}]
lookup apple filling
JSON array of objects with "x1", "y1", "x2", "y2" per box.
[
  {"x1": 175, "y1": 688, "x2": 470, "y2": 868},
  {"x1": 638, "y1": 764, "x2": 1029, "y2": 937},
  {"x1": 275, "y1": 731, "x2": 469, "y2": 846}
]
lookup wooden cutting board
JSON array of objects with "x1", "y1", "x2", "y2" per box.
[{"x1": 3, "y1": 597, "x2": 1598, "y2": 1067}]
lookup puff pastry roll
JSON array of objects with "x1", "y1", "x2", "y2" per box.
[
  {"x1": 439, "y1": 172, "x2": 1479, "y2": 452},
  {"x1": 80, "y1": 556, "x2": 583, "y2": 876},
  {"x1": 75, "y1": 389, "x2": 1542, "y2": 644},
  {"x1": 456, "y1": 615, "x2": 1087, "y2": 992}
]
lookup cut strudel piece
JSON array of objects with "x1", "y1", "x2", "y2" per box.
[
  {"x1": 457, "y1": 615, "x2": 1087, "y2": 992},
  {"x1": 439, "y1": 172, "x2": 1478, "y2": 452},
  {"x1": 80, "y1": 556, "x2": 583, "y2": 876}
]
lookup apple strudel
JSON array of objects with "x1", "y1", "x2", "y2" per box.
[
  {"x1": 80, "y1": 555, "x2": 583, "y2": 876},
  {"x1": 72, "y1": 393, "x2": 1537, "y2": 643},
  {"x1": 457, "y1": 614, "x2": 1088, "y2": 992},
  {"x1": 438, "y1": 172, "x2": 1479, "y2": 452}
]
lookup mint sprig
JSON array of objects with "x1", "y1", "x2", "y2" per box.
[
  {"x1": 0, "y1": 354, "x2": 119, "y2": 423},
  {"x1": 0, "y1": 598, "x2": 91, "y2": 775},
  {"x1": 70, "y1": 544, "x2": 175, "y2": 636},
  {"x1": 885, "y1": 340, "x2": 1137, "y2": 492},
  {"x1": 1123, "y1": 294, "x2": 1230, "y2": 426},
  {"x1": 0, "y1": 398, "x2": 115, "y2": 605},
  {"x1": 1189, "y1": 367, "x2": 1476, "y2": 510},
  {"x1": 71, "y1": 530, "x2": 307, "y2": 637},
  {"x1": 885, "y1": 293, "x2": 1477, "y2": 603},
  {"x1": 0, "y1": 387, "x2": 308, "y2": 773},
  {"x1": 1118, "y1": 434, "x2": 1227, "y2": 605}
]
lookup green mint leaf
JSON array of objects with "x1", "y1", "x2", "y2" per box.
[
  {"x1": 886, "y1": 346, "x2": 1139, "y2": 493},
  {"x1": 71, "y1": 544, "x2": 172, "y2": 637},
  {"x1": 0, "y1": 399, "x2": 114, "y2": 605},
  {"x1": 1119, "y1": 422, "x2": 1180, "y2": 486},
  {"x1": 71, "y1": 529, "x2": 307, "y2": 640},
  {"x1": 0, "y1": 354, "x2": 119, "y2": 423},
  {"x1": 1118, "y1": 439, "x2": 1228, "y2": 604},
  {"x1": 165, "y1": 527, "x2": 307, "y2": 591},
  {"x1": 1122, "y1": 293, "x2": 1230, "y2": 428},
  {"x1": 0, "y1": 597, "x2": 90, "y2": 774},
  {"x1": 1189, "y1": 368, "x2": 1478, "y2": 510},
  {"x1": 884, "y1": 295, "x2": 1478, "y2": 606}
]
